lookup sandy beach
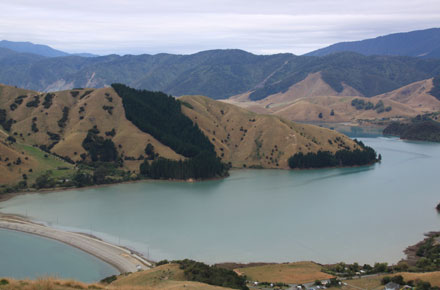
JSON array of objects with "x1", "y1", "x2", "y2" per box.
[{"x1": 0, "y1": 214, "x2": 153, "y2": 274}]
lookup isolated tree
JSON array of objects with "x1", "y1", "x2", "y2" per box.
[{"x1": 144, "y1": 143, "x2": 155, "y2": 159}]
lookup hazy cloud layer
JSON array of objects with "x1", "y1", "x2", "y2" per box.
[{"x1": 1, "y1": 0, "x2": 439, "y2": 55}]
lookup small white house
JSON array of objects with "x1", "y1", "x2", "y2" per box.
[{"x1": 385, "y1": 282, "x2": 401, "y2": 290}]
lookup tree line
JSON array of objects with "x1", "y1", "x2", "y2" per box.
[{"x1": 288, "y1": 142, "x2": 378, "y2": 169}]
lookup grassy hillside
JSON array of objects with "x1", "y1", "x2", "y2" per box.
[
  {"x1": 234, "y1": 262, "x2": 334, "y2": 284},
  {"x1": 0, "y1": 84, "x2": 185, "y2": 188},
  {"x1": 0, "y1": 83, "x2": 370, "y2": 189},
  {"x1": 0, "y1": 84, "x2": 181, "y2": 169},
  {"x1": 110, "y1": 263, "x2": 238, "y2": 289},
  {"x1": 227, "y1": 74, "x2": 440, "y2": 123},
  {"x1": 375, "y1": 78, "x2": 440, "y2": 111},
  {"x1": 0, "y1": 264, "x2": 238, "y2": 289},
  {"x1": 181, "y1": 95, "x2": 362, "y2": 169}
]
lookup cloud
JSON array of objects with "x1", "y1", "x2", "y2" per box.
[{"x1": 0, "y1": 0, "x2": 439, "y2": 55}]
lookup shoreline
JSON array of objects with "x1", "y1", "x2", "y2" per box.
[
  {"x1": 0, "y1": 211, "x2": 432, "y2": 273},
  {"x1": 0, "y1": 178, "x2": 148, "y2": 203},
  {"x1": 0, "y1": 159, "x2": 380, "y2": 203},
  {"x1": 0, "y1": 213, "x2": 153, "y2": 274},
  {"x1": 0, "y1": 171, "x2": 231, "y2": 203}
]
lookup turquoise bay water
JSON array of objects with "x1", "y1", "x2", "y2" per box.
[
  {"x1": 0, "y1": 229, "x2": 117, "y2": 282},
  {"x1": 1, "y1": 137, "x2": 439, "y2": 266}
]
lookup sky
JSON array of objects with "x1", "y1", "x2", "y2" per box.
[{"x1": 1, "y1": 0, "x2": 439, "y2": 55}]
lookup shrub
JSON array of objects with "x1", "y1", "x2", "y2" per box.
[
  {"x1": 175, "y1": 259, "x2": 248, "y2": 290},
  {"x1": 34, "y1": 172, "x2": 56, "y2": 189},
  {"x1": 82, "y1": 127, "x2": 118, "y2": 163},
  {"x1": 0, "y1": 279, "x2": 9, "y2": 285},
  {"x1": 42, "y1": 93, "x2": 55, "y2": 109},
  {"x1": 26, "y1": 95, "x2": 40, "y2": 107},
  {"x1": 70, "y1": 91, "x2": 80, "y2": 98},
  {"x1": 57, "y1": 106, "x2": 69, "y2": 128},
  {"x1": 100, "y1": 275, "x2": 117, "y2": 284}
]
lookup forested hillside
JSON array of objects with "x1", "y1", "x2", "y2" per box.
[
  {"x1": 1, "y1": 48, "x2": 440, "y2": 100},
  {"x1": 307, "y1": 28, "x2": 440, "y2": 58},
  {"x1": 112, "y1": 84, "x2": 228, "y2": 179},
  {"x1": 383, "y1": 118, "x2": 440, "y2": 142},
  {"x1": 248, "y1": 52, "x2": 440, "y2": 100},
  {"x1": 0, "y1": 40, "x2": 97, "y2": 57}
]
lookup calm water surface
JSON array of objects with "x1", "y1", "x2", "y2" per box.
[
  {"x1": 0, "y1": 229, "x2": 117, "y2": 281},
  {"x1": 1, "y1": 137, "x2": 439, "y2": 265}
]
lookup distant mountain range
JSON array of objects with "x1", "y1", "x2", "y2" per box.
[
  {"x1": 0, "y1": 40, "x2": 98, "y2": 58},
  {"x1": 306, "y1": 28, "x2": 440, "y2": 58},
  {"x1": 0, "y1": 28, "x2": 439, "y2": 100},
  {"x1": 1, "y1": 47, "x2": 440, "y2": 99}
]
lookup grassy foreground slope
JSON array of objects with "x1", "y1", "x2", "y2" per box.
[
  {"x1": 0, "y1": 264, "x2": 237, "y2": 290},
  {"x1": 111, "y1": 263, "x2": 237, "y2": 290},
  {"x1": 234, "y1": 262, "x2": 334, "y2": 284}
]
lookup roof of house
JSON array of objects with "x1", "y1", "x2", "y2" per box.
[{"x1": 385, "y1": 282, "x2": 401, "y2": 290}]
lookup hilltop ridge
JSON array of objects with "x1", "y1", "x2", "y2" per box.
[{"x1": 306, "y1": 28, "x2": 440, "y2": 58}]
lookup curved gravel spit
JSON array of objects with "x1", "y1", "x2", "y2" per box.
[{"x1": 0, "y1": 215, "x2": 152, "y2": 274}]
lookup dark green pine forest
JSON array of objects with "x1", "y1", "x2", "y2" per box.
[
  {"x1": 288, "y1": 140, "x2": 378, "y2": 169},
  {"x1": 111, "y1": 84, "x2": 228, "y2": 180}
]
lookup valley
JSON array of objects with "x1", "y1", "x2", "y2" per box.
[{"x1": 225, "y1": 73, "x2": 440, "y2": 124}]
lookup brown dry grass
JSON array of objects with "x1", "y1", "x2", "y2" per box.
[
  {"x1": 111, "y1": 263, "x2": 235, "y2": 290},
  {"x1": 181, "y1": 95, "x2": 360, "y2": 169},
  {"x1": 0, "y1": 84, "x2": 182, "y2": 181},
  {"x1": 225, "y1": 73, "x2": 439, "y2": 123},
  {"x1": 0, "y1": 266, "x2": 236, "y2": 290},
  {"x1": 1, "y1": 82, "x2": 366, "y2": 184},
  {"x1": 0, "y1": 277, "x2": 103, "y2": 290},
  {"x1": 374, "y1": 78, "x2": 440, "y2": 112},
  {"x1": 234, "y1": 261, "x2": 334, "y2": 284},
  {"x1": 397, "y1": 272, "x2": 440, "y2": 287},
  {"x1": 111, "y1": 264, "x2": 186, "y2": 287},
  {"x1": 340, "y1": 275, "x2": 384, "y2": 290},
  {"x1": 327, "y1": 271, "x2": 440, "y2": 290},
  {"x1": 0, "y1": 142, "x2": 38, "y2": 185}
]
